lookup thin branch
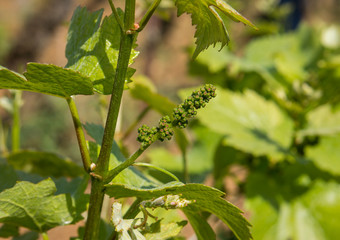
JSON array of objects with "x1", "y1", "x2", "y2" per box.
[
  {"x1": 66, "y1": 97, "x2": 92, "y2": 172},
  {"x1": 108, "y1": 0, "x2": 125, "y2": 32},
  {"x1": 104, "y1": 147, "x2": 145, "y2": 183},
  {"x1": 137, "y1": 0, "x2": 162, "y2": 32}
]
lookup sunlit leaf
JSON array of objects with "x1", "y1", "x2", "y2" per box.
[
  {"x1": 0, "y1": 63, "x2": 93, "y2": 98},
  {"x1": 174, "y1": 0, "x2": 257, "y2": 58},
  {"x1": 66, "y1": 7, "x2": 138, "y2": 94},
  {"x1": 0, "y1": 179, "x2": 79, "y2": 232},
  {"x1": 298, "y1": 104, "x2": 340, "y2": 138},
  {"x1": 306, "y1": 136, "x2": 340, "y2": 176},
  {"x1": 184, "y1": 87, "x2": 294, "y2": 160}
]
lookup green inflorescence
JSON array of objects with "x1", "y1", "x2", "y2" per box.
[
  {"x1": 137, "y1": 84, "x2": 216, "y2": 149},
  {"x1": 173, "y1": 84, "x2": 216, "y2": 128}
]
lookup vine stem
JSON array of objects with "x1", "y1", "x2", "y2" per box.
[
  {"x1": 83, "y1": 0, "x2": 136, "y2": 238},
  {"x1": 66, "y1": 97, "x2": 92, "y2": 173},
  {"x1": 41, "y1": 232, "x2": 49, "y2": 240}
]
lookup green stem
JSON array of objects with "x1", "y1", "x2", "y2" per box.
[
  {"x1": 108, "y1": 0, "x2": 124, "y2": 32},
  {"x1": 104, "y1": 148, "x2": 145, "y2": 183},
  {"x1": 0, "y1": 120, "x2": 8, "y2": 154},
  {"x1": 137, "y1": 0, "x2": 162, "y2": 32},
  {"x1": 182, "y1": 151, "x2": 189, "y2": 183},
  {"x1": 66, "y1": 97, "x2": 92, "y2": 173},
  {"x1": 41, "y1": 232, "x2": 49, "y2": 240},
  {"x1": 84, "y1": 0, "x2": 136, "y2": 238},
  {"x1": 122, "y1": 106, "x2": 150, "y2": 141},
  {"x1": 123, "y1": 198, "x2": 142, "y2": 219},
  {"x1": 11, "y1": 90, "x2": 21, "y2": 152},
  {"x1": 124, "y1": 0, "x2": 136, "y2": 31}
]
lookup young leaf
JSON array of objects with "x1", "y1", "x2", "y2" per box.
[
  {"x1": 66, "y1": 7, "x2": 138, "y2": 94},
  {"x1": 0, "y1": 63, "x2": 94, "y2": 98},
  {"x1": 0, "y1": 179, "x2": 79, "y2": 232},
  {"x1": 174, "y1": 0, "x2": 257, "y2": 58},
  {"x1": 105, "y1": 182, "x2": 252, "y2": 240}
]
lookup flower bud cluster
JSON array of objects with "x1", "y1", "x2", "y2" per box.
[
  {"x1": 173, "y1": 84, "x2": 216, "y2": 128},
  {"x1": 137, "y1": 84, "x2": 216, "y2": 149},
  {"x1": 157, "y1": 116, "x2": 174, "y2": 142},
  {"x1": 137, "y1": 124, "x2": 157, "y2": 150}
]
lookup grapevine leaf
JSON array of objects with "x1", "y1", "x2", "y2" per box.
[
  {"x1": 0, "y1": 63, "x2": 93, "y2": 98},
  {"x1": 306, "y1": 136, "x2": 340, "y2": 176},
  {"x1": 66, "y1": 7, "x2": 138, "y2": 94},
  {"x1": 12, "y1": 231, "x2": 39, "y2": 240},
  {"x1": 298, "y1": 104, "x2": 340, "y2": 138},
  {"x1": 246, "y1": 174, "x2": 340, "y2": 240},
  {"x1": 148, "y1": 125, "x2": 222, "y2": 181},
  {"x1": 129, "y1": 76, "x2": 176, "y2": 115},
  {"x1": 7, "y1": 150, "x2": 85, "y2": 178},
  {"x1": 174, "y1": 0, "x2": 257, "y2": 58},
  {"x1": 105, "y1": 182, "x2": 252, "y2": 240},
  {"x1": 0, "y1": 179, "x2": 79, "y2": 232},
  {"x1": 142, "y1": 208, "x2": 187, "y2": 239},
  {"x1": 182, "y1": 205, "x2": 216, "y2": 240},
  {"x1": 0, "y1": 163, "x2": 17, "y2": 192},
  {"x1": 186, "y1": 87, "x2": 294, "y2": 160},
  {"x1": 0, "y1": 223, "x2": 19, "y2": 238}
]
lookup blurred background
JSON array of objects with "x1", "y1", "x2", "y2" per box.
[{"x1": 1, "y1": 0, "x2": 340, "y2": 239}]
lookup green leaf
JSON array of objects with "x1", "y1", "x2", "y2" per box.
[
  {"x1": 148, "y1": 125, "x2": 222, "y2": 180},
  {"x1": 182, "y1": 206, "x2": 216, "y2": 240},
  {"x1": 12, "y1": 231, "x2": 39, "y2": 240},
  {"x1": 129, "y1": 75, "x2": 176, "y2": 115},
  {"x1": 246, "y1": 176, "x2": 340, "y2": 240},
  {"x1": 186, "y1": 87, "x2": 294, "y2": 160},
  {"x1": 142, "y1": 208, "x2": 187, "y2": 240},
  {"x1": 174, "y1": 0, "x2": 257, "y2": 58},
  {"x1": 298, "y1": 104, "x2": 340, "y2": 138},
  {"x1": 0, "y1": 223, "x2": 19, "y2": 238},
  {"x1": 105, "y1": 182, "x2": 252, "y2": 240},
  {"x1": 7, "y1": 150, "x2": 85, "y2": 178},
  {"x1": 0, "y1": 63, "x2": 94, "y2": 98},
  {"x1": 0, "y1": 163, "x2": 17, "y2": 192},
  {"x1": 0, "y1": 179, "x2": 78, "y2": 232},
  {"x1": 306, "y1": 136, "x2": 340, "y2": 176},
  {"x1": 66, "y1": 7, "x2": 138, "y2": 94}
]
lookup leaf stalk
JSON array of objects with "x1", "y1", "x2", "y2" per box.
[{"x1": 66, "y1": 97, "x2": 92, "y2": 173}]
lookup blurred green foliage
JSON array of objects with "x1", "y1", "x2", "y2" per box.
[{"x1": 140, "y1": 23, "x2": 340, "y2": 239}]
